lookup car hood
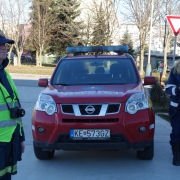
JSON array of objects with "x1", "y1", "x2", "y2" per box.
[{"x1": 42, "y1": 84, "x2": 145, "y2": 103}]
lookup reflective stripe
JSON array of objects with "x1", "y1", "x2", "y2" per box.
[
  {"x1": 17, "y1": 117, "x2": 22, "y2": 126},
  {"x1": 0, "y1": 119, "x2": 17, "y2": 128},
  {"x1": 17, "y1": 117, "x2": 22, "y2": 123},
  {"x1": 166, "y1": 84, "x2": 176, "y2": 89},
  {"x1": 14, "y1": 101, "x2": 19, "y2": 107},
  {"x1": 0, "y1": 165, "x2": 17, "y2": 177},
  {"x1": 0, "y1": 103, "x2": 13, "y2": 111},
  {"x1": 0, "y1": 104, "x2": 8, "y2": 111},
  {"x1": 170, "y1": 101, "x2": 178, "y2": 107},
  {"x1": 0, "y1": 118, "x2": 21, "y2": 128},
  {"x1": 172, "y1": 87, "x2": 176, "y2": 95}
]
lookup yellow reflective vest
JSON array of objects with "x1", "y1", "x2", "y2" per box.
[{"x1": 0, "y1": 70, "x2": 23, "y2": 142}]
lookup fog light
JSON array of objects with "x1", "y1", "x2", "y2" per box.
[
  {"x1": 37, "y1": 126, "x2": 45, "y2": 133},
  {"x1": 139, "y1": 126, "x2": 146, "y2": 132}
]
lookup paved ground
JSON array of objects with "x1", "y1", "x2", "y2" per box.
[
  {"x1": 10, "y1": 73, "x2": 51, "y2": 80},
  {"x1": 9, "y1": 73, "x2": 180, "y2": 180}
]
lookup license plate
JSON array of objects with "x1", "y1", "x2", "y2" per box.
[{"x1": 70, "y1": 129, "x2": 110, "y2": 140}]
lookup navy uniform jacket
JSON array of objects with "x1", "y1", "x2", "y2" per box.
[{"x1": 165, "y1": 68, "x2": 180, "y2": 117}]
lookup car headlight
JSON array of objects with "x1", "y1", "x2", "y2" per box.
[
  {"x1": 125, "y1": 93, "x2": 149, "y2": 114},
  {"x1": 36, "y1": 94, "x2": 57, "y2": 115}
]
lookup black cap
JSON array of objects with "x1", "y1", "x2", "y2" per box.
[{"x1": 0, "y1": 29, "x2": 14, "y2": 44}]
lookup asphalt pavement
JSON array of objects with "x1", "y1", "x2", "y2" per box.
[{"x1": 9, "y1": 73, "x2": 180, "y2": 180}]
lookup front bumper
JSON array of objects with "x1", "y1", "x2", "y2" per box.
[{"x1": 33, "y1": 133, "x2": 153, "y2": 151}]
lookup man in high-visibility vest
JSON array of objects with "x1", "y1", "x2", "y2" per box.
[{"x1": 0, "y1": 30, "x2": 25, "y2": 180}]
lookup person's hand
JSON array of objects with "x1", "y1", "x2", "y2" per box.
[{"x1": 21, "y1": 142, "x2": 25, "y2": 153}]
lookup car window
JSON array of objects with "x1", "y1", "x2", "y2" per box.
[{"x1": 52, "y1": 58, "x2": 138, "y2": 85}]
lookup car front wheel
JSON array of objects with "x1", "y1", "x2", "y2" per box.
[
  {"x1": 33, "y1": 144, "x2": 55, "y2": 160},
  {"x1": 137, "y1": 140, "x2": 154, "y2": 160}
]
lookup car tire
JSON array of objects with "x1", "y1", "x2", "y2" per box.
[
  {"x1": 137, "y1": 140, "x2": 154, "y2": 160},
  {"x1": 33, "y1": 145, "x2": 55, "y2": 160}
]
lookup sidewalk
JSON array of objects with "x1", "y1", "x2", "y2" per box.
[{"x1": 10, "y1": 73, "x2": 51, "y2": 80}]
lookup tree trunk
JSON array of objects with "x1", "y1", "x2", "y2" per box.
[
  {"x1": 162, "y1": 45, "x2": 167, "y2": 78},
  {"x1": 138, "y1": 30, "x2": 145, "y2": 77},
  {"x1": 39, "y1": 47, "x2": 43, "y2": 67},
  {"x1": 139, "y1": 47, "x2": 145, "y2": 77},
  {"x1": 162, "y1": 31, "x2": 171, "y2": 78},
  {"x1": 8, "y1": 45, "x2": 14, "y2": 65},
  {"x1": 16, "y1": 50, "x2": 23, "y2": 66},
  {"x1": 36, "y1": 50, "x2": 39, "y2": 67}
]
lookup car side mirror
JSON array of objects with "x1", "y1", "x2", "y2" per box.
[{"x1": 38, "y1": 78, "x2": 48, "y2": 87}]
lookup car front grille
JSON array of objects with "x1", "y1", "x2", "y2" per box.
[
  {"x1": 79, "y1": 105, "x2": 101, "y2": 115},
  {"x1": 107, "y1": 104, "x2": 120, "y2": 113},
  {"x1": 57, "y1": 133, "x2": 126, "y2": 143},
  {"x1": 62, "y1": 118, "x2": 118, "y2": 123},
  {"x1": 60, "y1": 103, "x2": 120, "y2": 116},
  {"x1": 61, "y1": 105, "x2": 74, "y2": 114}
]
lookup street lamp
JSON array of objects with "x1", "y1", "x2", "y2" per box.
[{"x1": 145, "y1": 0, "x2": 154, "y2": 76}]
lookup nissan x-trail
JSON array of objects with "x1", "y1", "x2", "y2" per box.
[{"x1": 32, "y1": 45, "x2": 156, "y2": 160}]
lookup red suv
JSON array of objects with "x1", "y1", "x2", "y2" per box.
[{"x1": 32, "y1": 45, "x2": 156, "y2": 160}]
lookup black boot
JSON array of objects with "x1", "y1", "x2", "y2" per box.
[{"x1": 171, "y1": 143, "x2": 180, "y2": 166}]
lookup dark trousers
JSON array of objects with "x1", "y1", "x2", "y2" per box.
[
  {"x1": 0, "y1": 174, "x2": 11, "y2": 180},
  {"x1": 170, "y1": 109, "x2": 180, "y2": 143}
]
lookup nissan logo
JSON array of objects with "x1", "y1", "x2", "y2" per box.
[{"x1": 85, "y1": 105, "x2": 95, "y2": 114}]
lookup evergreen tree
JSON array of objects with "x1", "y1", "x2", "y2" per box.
[
  {"x1": 28, "y1": 0, "x2": 83, "y2": 61},
  {"x1": 49, "y1": 0, "x2": 83, "y2": 55},
  {"x1": 120, "y1": 30, "x2": 135, "y2": 57},
  {"x1": 91, "y1": 2, "x2": 111, "y2": 46}
]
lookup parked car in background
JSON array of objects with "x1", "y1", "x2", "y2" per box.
[
  {"x1": 21, "y1": 55, "x2": 33, "y2": 62},
  {"x1": 26, "y1": 56, "x2": 32, "y2": 61},
  {"x1": 32, "y1": 45, "x2": 156, "y2": 161},
  {"x1": 31, "y1": 57, "x2": 36, "y2": 62},
  {"x1": 21, "y1": 55, "x2": 26, "y2": 61}
]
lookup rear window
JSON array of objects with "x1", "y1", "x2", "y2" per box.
[{"x1": 52, "y1": 58, "x2": 138, "y2": 85}]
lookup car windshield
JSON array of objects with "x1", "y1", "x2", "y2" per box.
[{"x1": 52, "y1": 58, "x2": 138, "y2": 85}]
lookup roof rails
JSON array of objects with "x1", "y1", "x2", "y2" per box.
[{"x1": 66, "y1": 45, "x2": 129, "y2": 55}]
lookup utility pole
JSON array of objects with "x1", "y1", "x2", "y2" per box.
[
  {"x1": 145, "y1": 0, "x2": 154, "y2": 76},
  {"x1": 163, "y1": 15, "x2": 167, "y2": 49}
]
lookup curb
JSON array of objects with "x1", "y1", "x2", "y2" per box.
[{"x1": 10, "y1": 73, "x2": 51, "y2": 80}]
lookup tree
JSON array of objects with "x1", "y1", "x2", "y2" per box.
[
  {"x1": 118, "y1": 0, "x2": 164, "y2": 76},
  {"x1": 120, "y1": 30, "x2": 134, "y2": 57},
  {"x1": 0, "y1": 0, "x2": 31, "y2": 66},
  {"x1": 48, "y1": 0, "x2": 83, "y2": 56},
  {"x1": 91, "y1": 2, "x2": 110, "y2": 46},
  {"x1": 28, "y1": 0, "x2": 55, "y2": 66},
  {"x1": 78, "y1": 0, "x2": 121, "y2": 46}
]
